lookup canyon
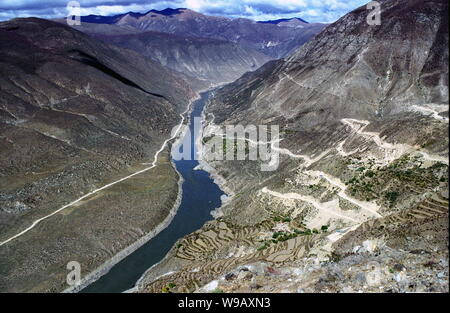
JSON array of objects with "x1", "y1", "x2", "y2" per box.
[{"x1": 0, "y1": 1, "x2": 448, "y2": 294}]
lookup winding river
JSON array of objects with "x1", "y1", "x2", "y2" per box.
[{"x1": 81, "y1": 90, "x2": 225, "y2": 293}]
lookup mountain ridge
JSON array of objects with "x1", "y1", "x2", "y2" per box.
[
  {"x1": 209, "y1": 0, "x2": 449, "y2": 127},
  {"x1": 72, "y1": 8, "x2": 326, "y2": 59},
  {"x1": 257, "y1": 17, "x2": 309, "y2": 26},
  {"x1": 0, "y1": 17, "x2": 196, "y2": 292},
  {"x1": 89, "y1": 29, "x2": 272, "y2": 85}
]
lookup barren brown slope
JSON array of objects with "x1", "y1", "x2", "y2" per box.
[
  {"x1": 0, "y1": 18, "x2": 195, "y2": 292},
  {"x1": 90, "y1": 30, "x2": 272, "y2": 85},
  {"x1": 210, "y1": 0, "x2": 449, "y2": 128}
]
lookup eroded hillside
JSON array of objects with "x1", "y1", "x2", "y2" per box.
[
  {"x1": 137, "y1": 0, "x2": 449, "y2": 293},
  {"x1": 0, "y1": 18, "x2": 195, "y2": 292}
]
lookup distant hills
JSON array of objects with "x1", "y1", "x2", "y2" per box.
[
  {"x1": 72, "y1": 8, "x2": 326, "y2": 59},
  {"x1": 80, "y1": 9, "x2": 309, "y2": 25},
  {"x1": 79, "y1": 9, "x2": 189, "y2": 24},
  {"x1": 62, "y1": 8, "x2": 326, "y2": 86},
  {"x1": 257, "y1": 17, "x2": 309, "y2": 26},
  {"x1": 91, "y1": 31, "x2": 272, "y2": 85}
]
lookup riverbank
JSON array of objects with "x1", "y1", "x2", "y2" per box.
[
  {"x1": 78, "y1": 89, "x2": 225, "y2": 293},
  {"x1": 132, "y1": 90, "x2": 234, "y2": 292},
  {"x1": 64, "y1": 93, "x2": 201, "y2": 293},
  {"x1": 194, "y1": 95, "x2": 234, "y2": 218},
  {"x1": 64, "y1": 159, "x2": 184, "y2": 293}
]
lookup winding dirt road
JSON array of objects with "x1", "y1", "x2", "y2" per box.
[{"x1": 0, "y1": 104, "x2": 193, "y2": 247}]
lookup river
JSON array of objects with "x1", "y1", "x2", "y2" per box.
[{"x1": 81, "y1": 90, "x2": 225, "y2": 293}]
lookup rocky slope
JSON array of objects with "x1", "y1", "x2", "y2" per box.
[
  {"x1": 78, "y1": 8, "x2": 327, "y2": 59},
  {"x1": 209, "y1": 0, "x2": 449, "y2": 128},
  {"x1": 0, "y1": 18, "x2": 195, "y2": 292},
  {"x1": 137, "y1": 0, "x2": 449, "y2": 293}
]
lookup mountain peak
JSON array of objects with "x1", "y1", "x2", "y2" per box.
[
  {"x1": 77, "y1": 7, "x2": 326, "y2": 59},
  {"x1": 146, "y1": 8, "x2": 188, "y2": 16},
  {"x1": 79, "y1": 8, "x2": 190, "y2": 24},
  {"x1": 257, "y1": 17, "x2": 309, "y2": 26}
]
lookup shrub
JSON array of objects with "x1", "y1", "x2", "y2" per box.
[
  {"x1": 257, "y1": 242, "x2": 269, "y2": 251},
  {"x1": 385, "y1": 191, "x2": 399, "y2": 203},
  {"x1": 272, "y1": 231, "x2": 283, "y2": 239},
  {"x1": 365, "y1": 170, "x2": 375, "y2": 177}
]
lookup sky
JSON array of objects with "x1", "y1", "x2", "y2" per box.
[{"x1": 0, "y1": 0, "x2": 369, "y2": 23}]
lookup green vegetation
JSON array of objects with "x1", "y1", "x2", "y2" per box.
[
  {"x1": 272, "y1": 231, "x2": 284, "y2": 239},
  {"x1": 330, "y1": 251, "x2": 342, "y2": 262},
  {"x1": 202, "y1": 136, "x2": 213, "y2": 144},
  {"x1": 365, "y1": 170, "x2": 375, "y2": 178},
  {"x1": 283, "y1": 129, "x2": 296, "y2": 135},
  {"x1": 257, "y1": 241, "x2": 270, "y2": 251},
  {"x1": 345, "y1": 154, "x2": 447, "y2": 207},
  {"x1": 162, "y1": 282, "x2": 177, "y2": 293},
  {"x1": 263, "y1": 224, "x2": 329, "y2": 250},
  {"x1": 272, "y1": 213, "x2": 292, "y2": 223},
  {"x1": 308, "y1": 184, "x2": 321, "y2": 191},
  {"x1": 220, "y1": 139, "x2": 251, "y2": 159},
  {"x1": 384, "y1": 191, "x2": 400, "y2": 207}
]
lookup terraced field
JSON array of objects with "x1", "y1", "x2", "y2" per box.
[
  {"x1": 342, "y1": 192, "x2": 449, "y2": 239},
  {"x1": 142, "y1": 218, "x2": 321, "y2": 292},
  {"x1": 141, "y1": 186, "x2": 448, "y2": 293}
]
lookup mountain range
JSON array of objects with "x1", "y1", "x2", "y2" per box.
[
  {"x1": 0, "y1": 7, "x2": 325, "y2": 292},
  {"x1": 60, "y1": 8, "x2": 326, "y2": 87},
  {"x1": 73, "y1": 8, "x2": 326, "y2": 59},
  {"x1": 0, "y1": 0, "x2": 448, "y2": 294},
  {"x1": 88, "y1": 30, "x2": 272, "y2": 86}
]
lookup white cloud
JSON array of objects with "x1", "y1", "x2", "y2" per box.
[
  {"x1": 244, "y1": 0, "x2": 308, "y2": 11},
  {"x1": 178, "y1": 0, "x2": 368, "y2": 22},
  {"x1": 0, "y1": 0, "x2": 369, "y2": 23}
]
